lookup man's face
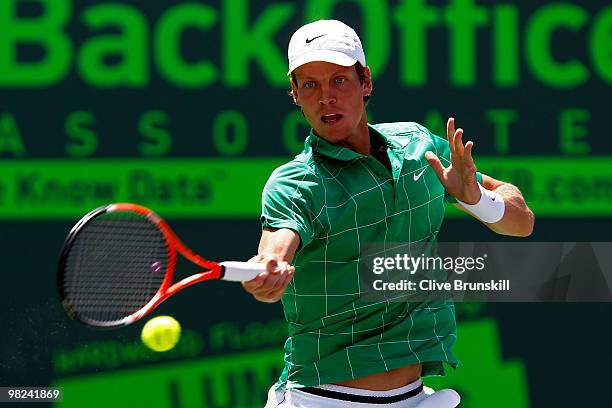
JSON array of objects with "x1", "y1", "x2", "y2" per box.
[{"x1": 291, "y1": 61, "x2": 372, "y2": 145}]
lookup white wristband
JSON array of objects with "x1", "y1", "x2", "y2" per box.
[{"x1": 457, "y1": 183, "x2": 505, "y2": 223}]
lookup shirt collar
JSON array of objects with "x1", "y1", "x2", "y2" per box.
[{"x1": 305, "y1": 124, "x2": 399, "y2": 161}]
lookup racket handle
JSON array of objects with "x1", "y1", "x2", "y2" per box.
[{"x1": 220, "y1": 262, "x2": 267, "y2": 282}]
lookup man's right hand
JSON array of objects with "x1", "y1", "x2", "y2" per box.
[{"x1": 242, "y1": 253, "x2": 294, "y2": 303}]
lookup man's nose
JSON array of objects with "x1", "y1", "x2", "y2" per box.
[{"x1": 319, "y1": 86, "x2": 337, "y2": 105}]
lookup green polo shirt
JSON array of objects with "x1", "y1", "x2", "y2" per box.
[{"x1": 261, "y1": 122, "x2": 481, "y2": 389}]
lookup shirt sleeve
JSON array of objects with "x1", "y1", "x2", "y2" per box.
[
  {"x1": 261, "y1": 163, "x2": 318, "y2": 250},
  {"x1": 424, "y1": 127, "x2": 483, "y2": 203}
]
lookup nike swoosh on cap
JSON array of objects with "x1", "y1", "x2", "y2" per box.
[{"x1": 306, "y1": 34, "x2": 326, "y2": 43}]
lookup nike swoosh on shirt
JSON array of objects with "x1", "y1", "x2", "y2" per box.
[
  {"x1": 306, "y1": 34, "x2": 326, "y2": 43},
  {"x1": 413, "y1": 168, "x2": 427, "y2": 181}
]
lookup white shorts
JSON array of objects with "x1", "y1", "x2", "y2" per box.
[{"x1": 264, "y1": 379, "x2": 458, "y2": 408}]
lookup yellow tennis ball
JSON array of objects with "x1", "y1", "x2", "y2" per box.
[{"x1": 141, "y1": 316, "x2": 181, "y2": 352}]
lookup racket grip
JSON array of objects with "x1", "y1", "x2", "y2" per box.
[{"x1": 220, "y1": 262, "x2": 267, "y2": 282}]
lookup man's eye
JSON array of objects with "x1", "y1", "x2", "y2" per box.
[
  {"x1": 304, "y1": 82, "x2": 316, "y2": 89},
  {"x1": 335, "y1": 77, "x2": 346, "y2": 85}
]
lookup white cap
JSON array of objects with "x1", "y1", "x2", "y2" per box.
[{"x1": 287, "y1": 20, "x2": 366, "y2": 75}]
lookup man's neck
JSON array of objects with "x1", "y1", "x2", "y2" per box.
[{"x1": 337, "y1": 115, "x2": 371, "y2": 155}]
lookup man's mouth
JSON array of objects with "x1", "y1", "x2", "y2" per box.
[{"x1": 321, "y1": 114, "x2": 342, "y2": 124}]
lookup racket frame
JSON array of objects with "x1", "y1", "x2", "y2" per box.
[{"x1": 58, "y1": 203, "x2": 235, "y2": 328}]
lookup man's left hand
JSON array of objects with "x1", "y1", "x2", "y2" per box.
[{"x1": 425, "y1": 117, "x2": 481, "y2": 204}]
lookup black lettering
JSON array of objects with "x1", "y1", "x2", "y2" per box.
[
  {"x1": 128, "y1": 170, "x2": 154, "y2": 201},
  {"x1": 128, "y1": 171, "x2": 212, "y2": 204},
  {"x1": 569, "y1": 176, "x2": 590, "y2": 202},
  {"x1": 16, "y1": 174, "x2": 117, "y2": 204},
  {"x1": 243, "y1": 366, "x2": 278, "y2": 404},
  {"x1": 158, "y1": 178, "x2": 172, "y2": 203},
  {"x1": 169, "y1": 380, "x2": 193, "y2": 408},
  {"x1": 549, "y1": 177, "x2": 563, "y2": 201},
  {"x1": 512, "y1": 169, "x2": 533, "y2": 197},
  {"x1": 67, "y1": 179, "x2": 92, "y2": 204},
  {"x1": 16, "y1": 173, "x2": 39, "y2": 202},
  {"x1": 93, "y1": 180, "x2": 117, "y2": 201},
  {"x1": 202, "y1": 372, "x2": 237, "y2": 408},
  {"x1": 195, "y1": 179, "x2": 211, "y2": 202},
  {"x1": 592, "y1": 177, "x2": 612, "y2": 201}
]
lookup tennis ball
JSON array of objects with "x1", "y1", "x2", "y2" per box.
[{"x1": 141, "y1": 316, "x2": 181, "y2": 352}]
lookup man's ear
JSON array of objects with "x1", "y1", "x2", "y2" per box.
[
  {"x1": 362, "y1": 66, "x2": 373, "y2": 97},
  {"x1": 290, "y1": 79, "x2": 300, "y2": 106}
]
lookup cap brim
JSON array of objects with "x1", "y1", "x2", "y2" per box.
[{"x1": 288, "y1": 50, "x2": 357, "y2": 75}]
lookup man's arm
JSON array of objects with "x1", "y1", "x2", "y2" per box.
[
  {"x1": 455, "y1": 174, "x2": 534, "y2": 237},
  {"x1": 242, "y1": 227, "x2": 300, "y2": 303}
]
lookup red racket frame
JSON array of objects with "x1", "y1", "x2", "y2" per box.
[
  {"x1": 109, "y1": 203, "x2": 227, "y2": 325},
  {"x1": 58, "y1": 203, "x2": 246, "y2": 328}
]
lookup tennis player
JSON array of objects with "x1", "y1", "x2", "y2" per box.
[{"x1": 243, "y1": 20, "x2": 534, "y2": 408}]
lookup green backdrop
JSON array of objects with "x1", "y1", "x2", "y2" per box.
[{"x1": 1, "y1": 0, "x2": 611, "y2": 406}]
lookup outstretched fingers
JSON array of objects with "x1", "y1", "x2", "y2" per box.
[
  {"x1": 454, "y1": 128, "x2": 465, "y2": 158},
  {"x1": 463, "y1": 141, "x2": 478, "y2": 182},
  {"x1": 465, "y1": 140, "x2": 475, "y2": 165},
  {"x1": 425, "y1": 151, "x2": 446, "y2": 180},
  {"x1": 446, "y1": 117, "x2": 456, "y2": 154}
]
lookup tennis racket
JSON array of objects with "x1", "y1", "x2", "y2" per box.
[{"x1": 57, "y1": 203, "x2": 265, "y2": 328}]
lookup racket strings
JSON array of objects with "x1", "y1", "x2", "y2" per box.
[{"x1": 62, "y1": 212, "x2": 169, "y2": 325}]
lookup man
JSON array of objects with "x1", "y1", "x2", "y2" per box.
[{"x1": 243, "y1": 20, "x2": 534, "y2": 408}]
